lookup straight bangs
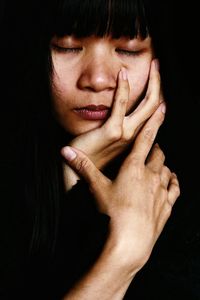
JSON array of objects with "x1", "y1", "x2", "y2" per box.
[{"x1": 50, "y1": 0, "x2": 150, "y2": 39}]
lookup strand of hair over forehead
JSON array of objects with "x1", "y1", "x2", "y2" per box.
[{"x1": 52, "y1": 0, "x2": 149, "y2": 39}]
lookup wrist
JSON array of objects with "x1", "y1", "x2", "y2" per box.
[
  {"x1": 105, "y1": 216, "x2": 152, "y2": 272},
  {"x1": 103, "y1": 230, "x2": 144, "y2": 278}
]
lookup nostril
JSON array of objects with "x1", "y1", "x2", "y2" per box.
[
  {"x1": 77, "y1": 69, "x2": 117, "y2": 92},
  {"x1": 78, "y1": 79, "x2": 116, "y2": 92},
  {"x1": 83, "y1": 86, "x2": 96, "y2": 92},
  {"x1": 80, "y1": 85, "x2": 115, "y2": 93}
]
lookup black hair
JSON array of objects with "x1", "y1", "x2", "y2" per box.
[
  {"x1": 50, "y1": 0, "x2": 149, "y2": 39},
  {"x1": 2, "y1": 0, "x2": 168, "y2": 254}
]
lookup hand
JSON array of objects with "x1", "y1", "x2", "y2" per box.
[
  {"x1": 62, "y1": 59, "x2": 163, "y2": 191},
  {"x1": 61, "y1": 102, "x2": 180, "y2": 270}
]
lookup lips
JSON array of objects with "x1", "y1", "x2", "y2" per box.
[
  {"x1": 74, "y1": 104, "x2": 110, "y2": 120},
  {"x1": 80, "y1": 105, "x2": 109, "y2": 111}
]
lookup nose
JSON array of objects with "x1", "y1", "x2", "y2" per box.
[{"x1": 77, "y1": 58, "x2": 118, "y2": 93}]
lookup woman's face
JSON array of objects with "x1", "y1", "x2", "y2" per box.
[{"x1": 51, "y1": 35, "x2": 154, "y2": 136}]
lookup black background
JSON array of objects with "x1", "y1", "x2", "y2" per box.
[{"x1": 0, "y1": 1, "x2": 200, "y2": 298}]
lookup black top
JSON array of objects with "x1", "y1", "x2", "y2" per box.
[{"x1": 0, "y1": 162, "x2": 200, "y2": 300}]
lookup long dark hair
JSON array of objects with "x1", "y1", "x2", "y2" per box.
[{"x1": 2, "y1": 0, "x2": 188, "y2": 254}]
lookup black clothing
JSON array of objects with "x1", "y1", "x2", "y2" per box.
[{"x1": 1, "y1": 163, "x2": 200, "y2": 300}]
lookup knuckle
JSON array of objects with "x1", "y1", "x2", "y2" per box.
[
  {"x1": 76, "y1": 158, "x2": 89, "y2": 173},
  {"x1": 119, "y1": 97, "x2": 128, "y2": 106},
  {"x1": 145, "y1": 91, "x2": 160, "y2": 109},
  {"x1": 110, "y1": 127, "x2": 122, "y2": 141},
  {"x1": 156, "y1": 110, "x2": 165, "y2": 122},
  {"x1": 174, "y1": 185, "x2": 181, "y2": 198},
  {"x1": 153, "y1": 144, "x2": 165, "y2": 161},
  {"x1": 163, "y1": 165, "x2": 170, "y2": 175},
  {"x1": 129, "y1": 164, "x2": 144, "y2": 180},
  {"x1": 105, "y1": 124, "x2": 122, "y2": 142},
  {"x1": 127, "y1": 153, "x2": 142, "y2": 168},
  {"x1": 116, "y1": 86, "x2": 128, "y2": 99},
  {"x1": 121, "y1": 131, "x2": 134, "y2": 143},
  {"x1": 157, "y1": 146, "x2": 165, "y2": 159},
  {"x1": 143, "y1": 127, "x2": 155, "y2": 142},
  {"x1": 160, "y1": 150, "x2": 166, "y2": 162}
]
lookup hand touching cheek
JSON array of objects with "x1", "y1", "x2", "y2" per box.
[
  {"x1": 61, "y1": 59, "x2": 161, "y2": 191},
  {"x1": 51, "y1": 35, "x2": 153, "y2": 136}
]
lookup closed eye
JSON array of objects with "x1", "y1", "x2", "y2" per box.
[
  {"x1": 51, "y1": 44, "x2": 83, "y2": 53},
  {"x1": 115, "y1": 48, "x2": 141, "y2": 57}
]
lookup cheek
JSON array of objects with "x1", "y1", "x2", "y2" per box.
[
  {"x1": 52, "y1": 74, "x2": 67, "y2": 99},
  {"x1": 51, "y1": 71, "x2": 74, "y2": 126},
  {"x1": 51, "y1": 54, "x2": 75, "y2": 99},
  {"x1": 52, "y1": 70, "x2": 71, "y2": 98},
  {"x1": 127, "y1": 63, "x2": 150, "y2": 111}
]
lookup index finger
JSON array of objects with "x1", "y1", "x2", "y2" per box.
[{"x1": 105, "y1": 68, "x2": 130, "y2": 129}]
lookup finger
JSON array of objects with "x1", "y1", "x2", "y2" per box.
[
  {"x1": 125, "y1": 59, "x2": 161, "y2": 135},
  {"x1": 160, "y1": 166, "x2": 171, "y2": 188},
  {"x1": 106, "y1": 68, "x2": 129, "y2": 128},
  {"x1": 61, "y1": 146, "x2": 111, "y2": 194},
  {"x1": 159, "y1": 88, "x2": 164, "y2": 103},
  {"x1": 146, "y1": 143, "x2": 165, "y2": 172},
  {"x1": 127, "y1": 102, "x2": 166, "y2": 164},
  {"x1": 128, "y1": 85, "x2": 165, "y2": 140},
  {"x1": 167, "y1": 173, "x2": 180, "y2": 206}
]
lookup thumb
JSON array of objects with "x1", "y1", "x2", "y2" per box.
[{"x1": 61, "y1": 146, "x2": 110, "y2": 194}]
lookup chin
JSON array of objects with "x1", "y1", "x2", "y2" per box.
[{"x1": 63, "y1": 120, "x2": 104, "y2": 136}]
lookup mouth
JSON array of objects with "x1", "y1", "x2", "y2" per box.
[{"x1": 73, "y1": 105, "x2": 111, "y2": 120}]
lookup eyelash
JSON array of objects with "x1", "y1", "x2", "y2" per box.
[
  {"x1": 115, "y1": 49, "x2": 141, "y2": 57},
  {"x1": 51, "y1": 45, "x2": 82, "y2": 53},
  {"x1": 52, "y1": 45, "x2": 141, "y2": 57}
]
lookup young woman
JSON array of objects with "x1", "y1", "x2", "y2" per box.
[{"x1": 1, "y1": 0, "x2": 199, "y2": 299}]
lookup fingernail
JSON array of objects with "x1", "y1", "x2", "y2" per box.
[
  {"x1": 62, "y1": 146, "x2": 77, "y2": 161},
  {"x1": 154, "y1": 59, "x2": 160, "y2": 71},
  {"x1": 159, "y1": 102, "x2": 166, "y2": 114},
  {"x1": 121, "y1": 67, "x2": 127, "y2": 80}
]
